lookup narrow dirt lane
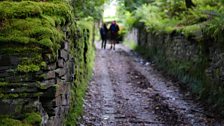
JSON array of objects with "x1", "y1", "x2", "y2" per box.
[{"x1": 79, "y1": 42, "x2": 223, "y2": 126}]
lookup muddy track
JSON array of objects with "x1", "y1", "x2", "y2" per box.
[{"x1": 79, "y1": 42, "x2": 223, "y2": 126}]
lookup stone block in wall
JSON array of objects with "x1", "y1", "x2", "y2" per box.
[
  {"x1": 46, "y1": 118, "x2": 54, "y2": 126},
  {"x1": 60, "y1": 61, "x2": 69, "y2": 80},
  {"x1": 44, "y1": 71, "x2": 56, "y2": 80},
  {"x1": 10, "y1": 56, "x2": 20, "y2": 66},
  {"x1": 41, "y1": 100, "x2": 56, "y2": 116},
  {"x1": 125, "y1": 28, "x2": 138, "y2": 45},
  {"x1": 0, "y1": 55, "x2": 14, "y2": 66},
  {"x1": 0, "y1": 99, "x2": 40, "y2": 117},
  {"x1": 37, "y1": 79, "x2": 56, "y2": 90},
  {"x1": 55, "y1": 85, "x2": 65, "y2": 97},
  {"x1": 55, "y1": 68, "x2": 67, "y2": 77},
  {"x1": 64, "y1": 105, "x2": 69, "y2": 115},
  {"x1": 3, "y1": 73, "x2": 35, "y2": 83},
  {"x1": 62, "y1": 94, "x2": 69, "y2": 106},
  {"x1": 0, "y1": 71, "x2": 10, "y2": 78},
  {"x1": 43, "y1": 95, "x2": 69, "y2": 125},
  {"x1": 55, "y1": 81, "x2": 69, "y2": 97},
  {"x1": 61, "y1": 75, "x2": 67, "y2": 81},
  {"x1": 0, "y1": 100, "x2": 18, "y2": 115},
  {"x1": 55, "y1": 95, "x2": 62, "y2": 107},
  {"x1": 47, "y1": 115, "x2": 63, "y2": 126},
  {"x1": 61, "y1": 41, "x2": 69, "y2": 51},
  {"x1": 0, "y1": 66, "x2": 11, "y2": 71},
  {"x1": 43, "y1": 54, "x2": 57, "y2": 63},
  {"x1": 56, "y1": 78, "x2": 66, "y2": 85},
  {"x1": 40, "y1": 87, "x2": 56, "y2": 99},
  {"x1": 47, "y1": 63, "x2": 57, "y2": 71},
  {"x1": 0, "y1": 35, "x2": 74, "y2": 126},
  {"x1": 59, "y1": 49, "x2": 68, "y2": 61},
  {"x1": 3, "y1": 86, "x2": 39, "y2": 94},
  {"x1": 57, "y1": 59, "x2": 64, "y2": 68},
  {"x1": 54, "y1": 95, "x2": 69, "y2": 108}
]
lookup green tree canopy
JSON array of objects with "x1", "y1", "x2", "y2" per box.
[{"x1": 71, "y1": 0, "x2": 107, "y2": 20}]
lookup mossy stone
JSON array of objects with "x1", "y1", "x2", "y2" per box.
[
  {"x1": 0, "y1": 118, "x2": 30, "y2": 126},
  {"x1": 23, "y1": 112, "x2": 41, "y2": 125}
]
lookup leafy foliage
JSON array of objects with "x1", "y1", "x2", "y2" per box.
[
  {"x1": 120, "y1": 0, "x2": 224, "y2": 38},
  {"x1": 122, "y1": 0, "x2": 153, "y2": 11},
  {"x1": 70, "y1": 0, "x2": 106, "y2": 20}
]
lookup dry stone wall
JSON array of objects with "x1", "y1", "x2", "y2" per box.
[
  {"x1": 136, "y1": 27, "x2": 224, "y2": 86},
  {"x1": 126, "y1": 26, "x2": 224, "y2": 112},
  {"x1": 0, "y1": 28, "x2": 90, "y2": 126}
]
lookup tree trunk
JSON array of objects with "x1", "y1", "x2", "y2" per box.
[{"x1": 185, "y1": 0, "x2": 195, "y2": 8}]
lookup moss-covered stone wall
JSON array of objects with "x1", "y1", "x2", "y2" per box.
[
  {"x1": 126, "y1": 25, "x2": 224, "y2": 115},
  {"x1": 65, "y1": 20, "x2": 95, "y2": 126},
  {"x1": 0, "y1": 0, "x2": 95, "y2": 125}
]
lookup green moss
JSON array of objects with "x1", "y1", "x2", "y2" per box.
[
  {"x1": 0, "y1": 1, "x2": 72, "y2": 22},
  {"x1": 0, "y1": 118, "x2": 30, "y2": 126},
  {"x1": 0, "y1": 17, "x2": 64, "y2": 52},
  {"x1": 0, "y1": 93, "x2": 19, "y2": 99},
  {"x1": 40, "y1": 61, "x2": 47, "y2": 68},
  {"x1": 77, "y1": 19, "x2": 94, "y2": 43},
  {"x1": 0, "y1": 1, "x2": 42, "y2": 20},
  {"x1": 23, "y1": 112, "x2": 41, "y2": 125},
  {"x1": 14, "y1": 53, "x2": 46, "y2": 73},
  {"x1": 0, "y1": 113, "x2": 41, "y2": 126},
  {"x1": 0, "y1": 1, "x2": 72, "y2": 54},
  {"x1": 39, "y1": 2, "x2": 72, "y2": 24},
  {"x1": 0, "y1": 45, "x2": 42, "y2": 54},
  {"x1": 0, "y1": 82, "x2": 8, "y2": 87},
  {"x1": 17, "y1": 64, "x2": 40, "y2": 73}
]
